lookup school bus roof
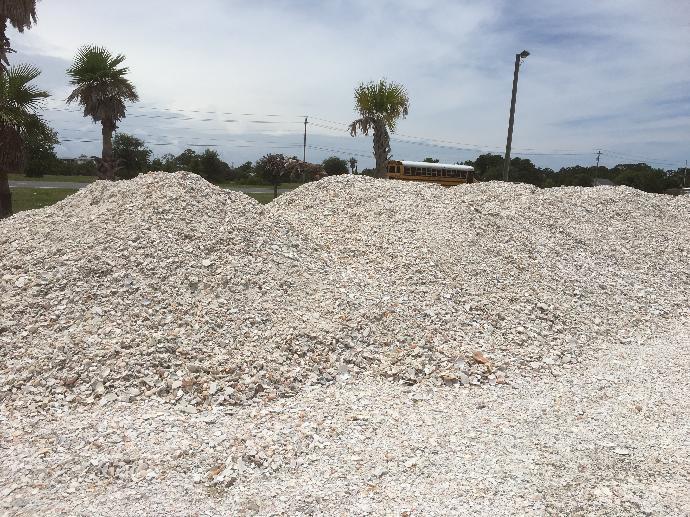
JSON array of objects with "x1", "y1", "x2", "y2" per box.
[{"x1": 394, "y1": 160, "x2": 474, "y2": 171}]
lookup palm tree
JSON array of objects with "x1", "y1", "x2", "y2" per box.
[
  {"x1": 349, "y1": 157, "x2": 357, "y2": 175},
  {"x1": 0, "y1": 0, "x2": 38, "y2": 73},
  {"x1": 349, "y1": 79, "x2": 409, "y2": 178},
  {"x1": 66, "y1": 45, "x2": 139, "y2": 180},
  {"x1": 0, "y1": 63, "x2": 49, "y2": 218}
]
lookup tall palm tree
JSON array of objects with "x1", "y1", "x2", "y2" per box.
[
  {"x1": 66, "y1": 45, "x2": 139, "y2": 180},
  {"x1": 0, "y1": 63, "x2": 49, "y2": 218},
  {"x1": 349, "y1": 79, "x2": 409, "y2": 178},
  {"x1": 0, "y1": 0, "x2": 38, "y2": 73}
]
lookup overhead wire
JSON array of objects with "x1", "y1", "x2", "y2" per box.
[{"x1": 43, "y1": 101, "x2": 682, "y2": 167}]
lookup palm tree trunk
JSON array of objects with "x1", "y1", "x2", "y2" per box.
[
  {"x1": 101, "y1": 119, "x2": 116, "y2": 180},
  {"x1": 0, "y1": 170, "x2": 12, "y2": 219},
  {"x1": 372, "y1": 122, "x2": 390, "y2": 178},
  {"x1": 0, "y1": 18, "x2": 10, "y2": 74}
]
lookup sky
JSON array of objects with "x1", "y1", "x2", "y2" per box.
[{"x1": 10, "y1": 0, "x2": 690, "y2": 170}]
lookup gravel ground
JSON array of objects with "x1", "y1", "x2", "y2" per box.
[
  {"x1": 2, "y1": 323, "x2": 688, "y2": 516},
  {"x1": 1, "y1": 173, "x2": 688, "y2": 515}
]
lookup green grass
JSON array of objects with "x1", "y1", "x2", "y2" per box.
[
  {"x1": 10, "y1": 187, "x2": 280, "y2": 213},
  {"x1": 10, "y1": 188, "x2": 79, "y2": 213},
  {"x1": 9, "y1": 174, "x2": 302, "y2": 190},
  {"x1": 8, "y1": 173, "x2": 96, "y2": 183},
  {"x1": 247, "y1": 192, "x2": 277, "y2": 204}
]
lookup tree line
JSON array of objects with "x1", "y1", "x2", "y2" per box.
[
  {"x1": 21, "y1": 125, "x2": 688, "y2": 195},
  {"x1": 465, "y1": 153, "x2": 686, "y2": 193}
]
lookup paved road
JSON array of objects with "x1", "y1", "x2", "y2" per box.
[{"x1": 9, "y1": 180, "x2": 292, "y2": 194}]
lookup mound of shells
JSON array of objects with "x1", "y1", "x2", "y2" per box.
[{"x1": 1, "y1": 172, "x2": 688, "y2": 410}]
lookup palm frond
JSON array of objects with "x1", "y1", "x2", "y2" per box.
[
  {"x1": 66, "y1": 45, "x2": 139, "y2": 124},
  {"x1": 352, "y1": 79, "x2": 410, "y2": 132},
  {"x1": 349, "y1": 116, "x2": 375, "y2": 137},
  {"x1": 0, "y1": 63, "x2": 48, "y2": 124},
  {"x1": 0, "y1": 0, "x2": 38, "y2": 71},
  {"x1": 0, "y1": 0, "x2": 38, "y2": 31}
]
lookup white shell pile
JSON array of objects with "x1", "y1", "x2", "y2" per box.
[
  {"x1": 2, "y1": 172, "x2": 690, "y2": 515},
  {"x1": 1, "y1": 172, "x2": 689, "y2": 411}
]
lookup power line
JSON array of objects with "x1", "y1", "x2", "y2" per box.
[
  {"x1": 43, "y1": 102, "x2": 684, "y2": 167},
  {"x1": 600, "y1": 149, "x2": 682, "y2": 168},
  {"x1": 307, "y1": 144, "x2": 371, "y2": 159},
  {"x1": 309, "y1": 120, "x2": 593, "y2": 156}
]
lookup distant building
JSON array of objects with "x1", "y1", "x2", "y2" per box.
[
  {"x1": 62, "y1": 154, "x2": 93, "y2": 165},
  {"x1": 593, "y1": 178, "x2": 616, "y2": 186}
]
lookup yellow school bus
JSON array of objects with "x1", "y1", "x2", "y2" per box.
[{"x1": 386, "y1": 160, "x2": 475, "y2": 186}]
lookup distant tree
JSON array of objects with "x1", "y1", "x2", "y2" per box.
[
  {"x1": 286, "y1": 158, "x2": 323, "y2": 181},
  {"x1": 0, "y1": 64, "x2": 50, "y2": 218},
  {"x1": 613, "y1": 163, "x2": 666, "y2": 193},
  {"x1": 423, "y1": 157, "x2": 439, "y2": 163},
  {"x1": 469, "y1": 154, "x2": 545, "y2": 186},
  {"x1": 664, "y1": 168, "x2": 685, "y2": 189},
  {"x1": 470, "y1": 154, "x2": 504, "y2": 179},
  {"x1": 24, "y1": 119, "x2": 60, "y2": 178},
  {"x1": 197, "y1": 148, "x2": 229, "y2": 182},
  {"x1": 174, "y1": 148, "x2": 200, "y2": 173},
  {"x1": 349, "y1": 157, "x2": 357, "y2": 174},
  {"x1": 255, "y1": 153, "x2": 290, "y2": 198},
  {"x1": 112, "y1": 133, "x2": 151, "y2": 179},
  {"x1": 150, "y1": 153, "x2": 176, "y2": 172},
  {"x1": 504, "y1": 157, "x2": 545, "y2": 186},
  {"x1": 58, "y1": 158, "x2": 97, "y2": 177},
  {"x1": 549, "y1": 165, "x2": 596, "y2": 187},
  {"x1": 66, "y1": 45, "x2": 139, "y2": 180},
  {"x1": 322, "y1": 155, "x2": 348, "y2": 175},
  {"x1": 349, "y1": 79, "x2": 410, "y2": 178},
  {"x1": 232, "y1": 160, "x2": 253, "y2": 181}
]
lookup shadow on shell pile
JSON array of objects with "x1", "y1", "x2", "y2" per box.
[{"x1": 1, "y1": 172, "x2": 688, "y2": 410}]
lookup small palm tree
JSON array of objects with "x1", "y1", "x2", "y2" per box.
[
  {"x1": 0, "y1": 0, "x2": 38, "y2": 73},
  {"x1": 349, "y1": 79, "x2": 409, "y2": 178},
  {"x1": 0, "y1": 63, "x2": 49, "y2": 218},
  {"x1": 66, "y1": 45, "x2": 139, "y2": 180},
  {"x1": 349, "y1": 157, "x2": 357, "y2": 175}
]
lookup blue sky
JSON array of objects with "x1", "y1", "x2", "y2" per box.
[{"x1": 11, "y1": 0, "x2": 690, "y2": 170}]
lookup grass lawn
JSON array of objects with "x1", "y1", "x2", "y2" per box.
[
  {"x1": 8, "y1": 173, "x2": 97, "y2": 183},
  {"x1": 10, "y1": 187, "x2": 278, "y2": 213},
  {"x1": 249, "y1": 192, "x2": 276, "y2": 204},
  {"x1": 9, "y1": 173, "x2": 302, "y2": 191},
  {"x1": 10, "y1": 188, "x2": 79, "y2": 213}
]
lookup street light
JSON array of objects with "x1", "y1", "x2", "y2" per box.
[{"x1": 503, "y1": 50, "x2": 530, "y2": 181}]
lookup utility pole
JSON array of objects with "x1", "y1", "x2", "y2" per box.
[
  {"x1": 595, "y1": 150, "x2": 602, "y2": 184},
  {"x1": 684, "y1": 159, "x2": 687, "y2": 188},
  {"x1": 303, "y1": 116, "x2": 308, "y2": 163},
  {"x1": 503, "y1": 50, "x2": 530, "y2": 182}
]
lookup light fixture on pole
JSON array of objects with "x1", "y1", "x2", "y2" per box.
[{"x1": 503, "y1": 49, "x2": 530, "y2": 181}]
